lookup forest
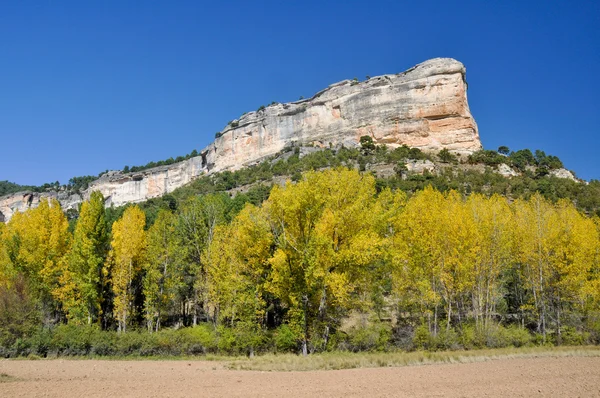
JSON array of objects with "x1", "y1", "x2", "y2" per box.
[{"x1": 1, "y1": 167, "x2": 599, "y2": 358}]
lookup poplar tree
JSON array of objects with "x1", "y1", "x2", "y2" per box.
[
  {"x1": 3, "y1": 199, "x2": 71, "y2": 317},
  {"x1": 110, "y1": 206, "x2": 146, "y2": 332},
  {"x1": 143, "y1": 210, "x2": 183, "y2": 332},
  {"x1": 64, "y1": 191, "x2": 109, "y2": 324},
  {"x1": 207, "y1": 204, "x2": 273, "y2": 355}
]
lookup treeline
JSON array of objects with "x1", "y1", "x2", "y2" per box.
[
  {"x1": 1, "y1": 175, "x2": 105, "y2": 196},
  {"x1": 137, "y1": 144, "x2": 600, "y2": 218},
  {"x1": 123, "y1": 149, "x2": 199, "y2": 173},
  {"x1": 0, "y1": 149, "x2": 202, "y2": 197},
  {"x1": 1, "y1": 168, "x2": 599, "y2": 357},
  {"x1": 468, "y1": 147, "x2": 564, "y2": 172}
]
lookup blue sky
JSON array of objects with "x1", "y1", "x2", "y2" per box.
[{"x1": 1, "y1": 0, "x2": 598, "y2": 184}]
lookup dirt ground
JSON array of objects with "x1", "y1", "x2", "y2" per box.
[{"x1": 1, "y1": 356, "x2": 599, "y2": 397}]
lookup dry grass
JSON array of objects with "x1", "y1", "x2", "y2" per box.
[
  {"x1": 0, "y1": 372, "x2": 18, "y2": 383},
  {"x1": 225, "y1": 346, "x2": 600, "y2": 371}
]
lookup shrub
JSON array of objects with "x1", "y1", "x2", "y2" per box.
[
  {"x1": 359, "y1": 135, "x2": 376, "y2": 153},
  {"x1": 434, "y1": 327, "x2": 460, "y2": 350},
  {"x1": 502, "y1": 325, "x2": 532, "y2": 347},
  {"x1": 216, "y1": 325, "x2": 238, "y2": 354},
  {"x1": 459, "y1": 323, "x2": 532, "y2": 349},
  {"x1": 437, "y1": 148, "x2": 457, "y2": 163},
  {"x1": 412, "y1": 324, "x2": 434, "y2": 350},
  {"x1": 274, "y1": 324, "x2": 299, "y2": 353},
  {"x1": 467, "y1": 150, "x2": 505, "y2": 167},
  {"x1": 558, "y1": 326, "x2": 588, "y2": 346},
  {"x1": 343, "y1": 322, "x2": 392, "y2": 352}
]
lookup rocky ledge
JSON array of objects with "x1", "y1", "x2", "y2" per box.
[{"x1": 1, "y1": 58, "x2": 481, "y2": 221}]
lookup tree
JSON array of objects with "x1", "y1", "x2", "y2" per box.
[
  {"x1": 467, "y1": 193, "x2": 514, "y2": 327},
  {"x1": 143, "y1": 210, "x2": 184, "y2": 332},
  {"x1": 2, "y1": 199, "x2": 71, "y2": 319},
  {"x1": 391, "y1": 186, "x2": 444, "y2": 334},
  {"x1": 265, "y1": 168, "x2": 384, "y2": 354},
  {"x1": 498, "y1": 146, "x2": 510, "y2": 155},
  {"x1": 512, "y1": 194, "x2": 555, "y2": 340},
  {"x1": 176, "y1": 194, "x2": 228, "y2": 325},
  {"x1": 207, "y1": 204, "x2": 273, "y2": 355},
  {"x1": 392, "y1": 188, "x2": 478, "y2": 333},
  {"x1": 438, "y1": 148, "x2": 456, "y2": 163},
  {"x1": 359, "y1": 135, "x2": 376, "y2": 153},
  {"x1": 109, "y1": 206, "x2": 146, "y2": 332},
  {"x1": 63, "y1": 191, "x2": 109, "y2": 325},
  {"x1": 544, "y1": 200, "x2": 597, "y2": 342}
]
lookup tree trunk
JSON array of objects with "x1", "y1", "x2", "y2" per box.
[{"x1": 302, "y1": 294, "x2": 309, "y2": 356}]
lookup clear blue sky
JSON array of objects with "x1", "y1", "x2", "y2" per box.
[{"x1": 1, "y1": 0, "x2": 598, "y2": 184}]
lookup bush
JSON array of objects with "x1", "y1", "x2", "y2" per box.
[
  {"x1": 467, "y1": 150, "x2": 506, "y2": 167},
  {"x1": 437, "y1": 148, "x2": 457, "y2": 163},
  {"x1": 216, "y1": 325, "x2": 238, "y2": 354},
  {"x1": 557, "y1": 326, "x2": 588, "y2": 346},
  {"x1": 502, "y1": 325, "x2": 532, "y2": 347},
  {"x1": 412, "y1": 324, "x2": 434, "y2": 350},
  {"x1": 342, "y1": 322, "x2": 392, "y2": 352},
  {"x1": 434, "y1": 327, "x2": 460, "y2": 350},
  {"x1": 274, "y1": 324, "x2": 299, "y2": 353},
  {"x1": 459, "y1": 323, "x2": 531, "y2": 349}
]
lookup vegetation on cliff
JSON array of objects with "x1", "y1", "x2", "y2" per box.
[{"x1": 1, "y1": 166, "x2": 599, "y2": 358}]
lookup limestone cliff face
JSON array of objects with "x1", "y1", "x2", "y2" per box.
[
  {"x1": 203, "y1": 57, "x2": 480, "y2": 172},
  {"x1": 0, "y1": 190, "x2": 82, "y2": 223},
  {"x1": 0, "y1": 58, "x2": 481, "y2": 221}
]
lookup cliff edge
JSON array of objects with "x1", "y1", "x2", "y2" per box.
[{"x1": 0, "y1": 58, "x2": 481, "y2": 221}]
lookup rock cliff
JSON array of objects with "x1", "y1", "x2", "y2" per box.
[
  {"x1": 203, "y1": 57, "x2": 481, "y2": 172},
  {"x1": 0, "y1": 57, "x2": 481, "y2": 221}
]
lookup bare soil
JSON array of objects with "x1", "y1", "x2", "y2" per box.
[{"x1": 1, "y1": 356, "x2": 599, "y2": 397}]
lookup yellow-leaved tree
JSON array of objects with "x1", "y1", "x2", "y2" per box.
[
  {"x1": 512, "y1": 193, "x2": 556, "y2": 340},
  {"x1": 391, "y1": 187, "x2": 445, "y2": 334},
  {"x1": 207, "y1": 204, "x2": 273, "y2": 356},
  {"x1": 265, "y1": 168, "x2": 384, "y2": 355},
  {"x1": 2, "y1": 199, "x2": 71, "y2": 317},
  {"x1": 467, "y1": 193, "x2": 514, "y2": 328},
  {"x1": 109, "y1": 206, "x2": 146, "y2": 332},
  {"x1": 545, "y1": 199, "x2": 598, "y2": 342},
  {"x1": 392, "y1": 188, "x2": 478, "y2": 333},
  {"x1": 63, "y1": 191, "x2": 109, "y2": 325}
]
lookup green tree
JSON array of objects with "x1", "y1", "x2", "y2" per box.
[
  {"x1": 498, "y1": 146, "x2": 510, "y2": 155},
  {"x1": 438, "y1": 148, "x2": 457, "y2": 163},
  {"x1": 359, "y1": 135, "x2": 376, "y2": 153},
  {"x1": 176, "y1": 194, "x2": 228, "y2": 325},
  {"x1": 143, "y1": 210, "x2": 184, "y2": 332}
]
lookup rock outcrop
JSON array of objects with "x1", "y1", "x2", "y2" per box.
[
  {"x1": 0, "y1": 190, "x2": 82, "y2": 222},
  {"x1": 550, "y1": 168, "x2": 577, "y2": 182},
  {"x1": 1, "y1": 57, "x2": 482, "y2": 221},
  {"x1": 202, "y1": 57, "x2": 481, "y2": 172}
]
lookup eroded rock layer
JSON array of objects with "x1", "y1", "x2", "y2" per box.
[
  {"x1": 1, "y1": 58, "x2": 481, "y2": 221},
  {"x1": 203, "y1": 57, "x2": 480, "y2": 172}
]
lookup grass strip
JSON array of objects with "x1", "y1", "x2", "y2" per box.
[{"x1": 224, "y1": 346, "x2": 600, "y2": 371}]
